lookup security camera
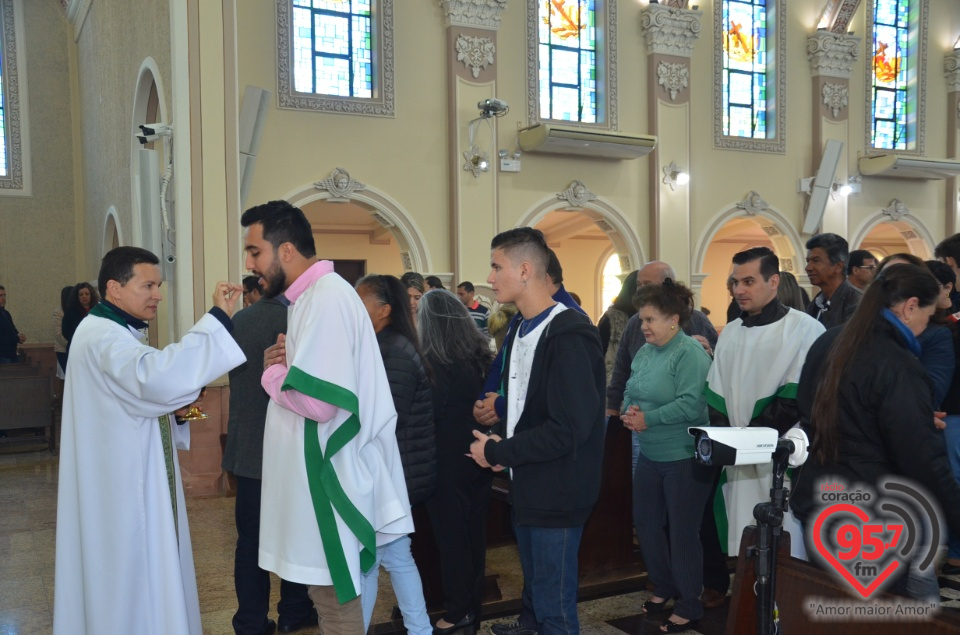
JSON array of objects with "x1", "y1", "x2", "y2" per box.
[
  {"x1": 136, "y1": 123, "x2": 173, "y2": 145},
  {"x1": 688, "y1": 427, "x2": 809, "y2": 467},
  {"x1": 478, "y1": 98, "x2": 509, "y2": 118}
]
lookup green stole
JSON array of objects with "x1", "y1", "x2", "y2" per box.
[
  {"x1": 90, "y1": 303, "x2": 180, "y2": 540},
  {"x1": 283, "y1": 365, "x2": 376, "y2": 604}
]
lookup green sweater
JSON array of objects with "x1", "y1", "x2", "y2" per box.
[{"x1": 623, "y1": 330, "x2": 712, "y2": 462}]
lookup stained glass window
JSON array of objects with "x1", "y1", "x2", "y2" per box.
[
  {"x1": 538, "y1": 0, "x2": 598, "y2": 124},
  {"x1": 870, "y1": 0, "x2": 910, "y2": 150},
  {"x1": 721, "y1": 0, "x2": 768, "y2": 139},
  {"x1": 291, "y1": 0, "x2": 373, "y2": 98}
]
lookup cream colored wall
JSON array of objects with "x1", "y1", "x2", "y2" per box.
[
  {"x1": 74, "y1": 0, "x2": 171, "y2": 278},
  {"x1": 0, "y1": 1, "x2": 77, "y2": 345},
  {"x1": 314, "y1": 233, "x2": 404, "y2": 278}
]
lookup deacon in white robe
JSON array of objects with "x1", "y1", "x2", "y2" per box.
[
  {"x1": 53, "y1": 250, "x2": 245, "y2": 635},
  {"x1": 258, "y1": 261, "x2": 412, "y2": 605},
  {"x1": 706, "y1": 303, "x2": 824, "y2": 554}
]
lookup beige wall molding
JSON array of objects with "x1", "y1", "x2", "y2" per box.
[
  {"x1": 657, "y1": 61, "x2": 689, "y2": 101},
  {"x1": 440, "y1": 0, "x2": 507, "y2": 30},
  {"x1": 556, "y1": 180, "x2": 597, "y2": 209},
  {"x1": 850, "y1": 215, "x2": 935, "y2": 259},
  {"x1": 692, "y1": 204, "x2": 804, "y2": 279},
  {"x1": 821, "y1": 82, "x2": 849, "y2": 118},
  {"x1": 735, "y1": 191, "x2": 770, "y2": 216},
  {"x1": 456, "y1": 33, "x2": 495, "y2": 78},
  {"x1": 639, "y1": 4, "x2": 702, "y2": 59},
  {"x1": 286, "y1": 180, "x2": 432, "y2": 273},
  {"x1": 314, "y1": 167, "x2": 367, "y2": 201},
  {"x1": 66, "y1": 0, "x2": 93, "y2": 41},
  {"x1": 946, "y1": 51, "x2": 960, "y2": 94},
  {"x1": 513, "y1": 192, "x2": 645, "y2": 274},
  {"x1": 807, "y1": 32, "x2": 860, "y2": 79},
  {"x1": 0, "y1": 0, "x2": 31, "y2": 196},
  {"x1": 881, "y1": 198, "x2": 910, "y2": 222}
]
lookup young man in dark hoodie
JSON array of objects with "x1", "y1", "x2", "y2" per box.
[{"x1": 469, "y1": 227, "x2": 606, "y2": 635}]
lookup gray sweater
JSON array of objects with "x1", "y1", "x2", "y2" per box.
[
  {"x1": 606, "y1": 309, "x2": 718, "y2": 411},
  {"x1": 222, "y1": 298, "x2": 287, "y2": 479}
]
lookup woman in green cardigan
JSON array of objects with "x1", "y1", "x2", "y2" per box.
[{"x1": 621, "y1": 279, "x2": 714, "y2": 634}]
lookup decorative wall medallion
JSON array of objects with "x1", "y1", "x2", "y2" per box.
[
  {"x1": 779, "y1": 258, "x2": 794, "y2": 272},
  {"x1": 822, "y1": 82, "x2": 849, "y2": 118},
  {"x1": 314, "y1": 167, "x2": 367, "y2": 201},
  {"x1": 763, "y1": 225, "x2": 782, "y2": 237},
  {"x1": 456, "y1": 34, "x2": 495, "y2": 78},
  {"x1": 462, "y1": 146, "x2": 489, "y2": 178},
  {"x1": 946, "y1": 51, "x2": 960, "y2": 94},
  {"x1": 807, "y1": 32, "x2": 860, "y2": 79},
  {"x1": 639, "y1": 4, "x2": 702, "y2": 58},
  {"x1": 557, "y1": 180, "x2": 597, "y2": 208},
  {"x1": 736, "y1": 191, "x2": 768, "y2": 216},
  {"x1": 882, "y1": 199, "x2": 910, "y2": 222},
  {"x1": 440, "y1": 0, "x2": 508, "y2": 30},
  {"x1": 657, "y1": 61, "x2": 689, "y2": 101}
]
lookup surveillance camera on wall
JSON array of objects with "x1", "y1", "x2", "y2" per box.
[
  {"x1": 136, "y1": 123, "x2": 173, "y2": 145},
  {"x1": 478, "y1": 98, "x2": 509, "y2": 118}
]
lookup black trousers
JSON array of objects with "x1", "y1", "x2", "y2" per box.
[
  {"x1": 426, "y1": 454, "x2": 494, "y2": 624},
  {"x1": 233, "y1": 475, "x2": 313, "y2": 635},
  {"x1": 701, "y1": 466, "x2": 731, "y2": 594}
]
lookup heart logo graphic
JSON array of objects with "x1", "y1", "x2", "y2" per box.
[{"x1": 812, "y1": 503, "x2": 901, "y2": 599}]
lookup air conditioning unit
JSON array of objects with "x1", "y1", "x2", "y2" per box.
[
  {"x1": 858, "y1": 154, "x2": 960, "y2": 180},
  {"x1": 517, "y1": 124, "x2": 657, "y2": 160}
]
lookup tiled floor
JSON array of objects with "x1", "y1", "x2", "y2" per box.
[{"x1": 0, "y1": 441, "x2": 701, "y2": 635}]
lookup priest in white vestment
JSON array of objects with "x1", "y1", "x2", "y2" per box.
[
  {"x1": 705, "y1": 247, "x2": 824, "y2": 556},
  {"x1": 242, "y1": 201, "x2": 412, "y2": 634},
  {"x1": 53, "y1": 246, "x2": 246, "y2": 635}
]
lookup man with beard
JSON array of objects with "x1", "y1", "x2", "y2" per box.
[{"x1": 242, "y1": 200, "x2": 412, "y2": 634}]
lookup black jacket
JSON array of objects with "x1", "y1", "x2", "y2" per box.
[
  {"x1": 792, "y1": 322, "x2": 960, "y2": 534},
  {"x1": 484, "y1": 308, "x2": 606, "y2": 527},
  {"x1": 377, "y1": 325, "x2": 436, "y2": 505},
  {"x1": 0, "y1": 307, "x2": 19, "y2": 360}
]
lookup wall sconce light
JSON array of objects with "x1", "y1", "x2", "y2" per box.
[
  {"x1": 833, "y1": 176, "x2": 861, "y2": 197},
  {"x1": 662, "y1": 161, "x2": 690, "y2": 191}
]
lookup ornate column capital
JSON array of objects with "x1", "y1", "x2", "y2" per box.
[
  {"x1": 639, "y1": 4, "x2": 702, "y2": 58},
  {"x1": 439, "y1": 0, "x2": 507, "y2": 30},
  {"x1": 807, "y1": 32, "x2": 861, "y2": 78},
  {"x1": 945, "y1": 51, "x2": 960, "y2": 93}
]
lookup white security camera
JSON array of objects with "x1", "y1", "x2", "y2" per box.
[
  {"x1": 136, "y1": 123, "x2": 173, "y2": 145},
  {"x1": 688, "y1": 427, "x2": 809, "y2": 467},
  {"x1": 478, "y1": 98, "x2": 509, "y2": 117}
]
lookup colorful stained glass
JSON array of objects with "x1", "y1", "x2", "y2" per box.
[
  {"x1": 871, "y1": 0, "x2": 910, "y2": 150},
  {"x1": 291, "y1": 0, "x2": 374, "y2": 98},
  {"x1": 538, "y1": 0, "x2": 599, "y2": 123},
  {"x1": 721, "y1": 0, "x2": 768, "y2": 139}
]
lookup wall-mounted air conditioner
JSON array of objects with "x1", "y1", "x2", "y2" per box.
[
  {"x1": 858, "y1": 154, "x2": 960, "y2": 180},
  {"x1": 517, "y1": 124, "x2": 657, "y2": 160}
]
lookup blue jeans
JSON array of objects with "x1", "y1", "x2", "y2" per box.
[
  {"x1": 944, "y1": 415, "x2": 960, "y2": 560},
  {"x1": 514, "y1": 522, "x2": 584, "y2": 635},
  {"x1": 631, "y1": 431, "x2": 641, "y2": 477},
  {"x1": 359, "y1": 534, "x2": 431, "y2": 635}
]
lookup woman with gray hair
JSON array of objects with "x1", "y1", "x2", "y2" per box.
[{"x1": 417, "y1": 289, "x2": 495, "y2": 634}]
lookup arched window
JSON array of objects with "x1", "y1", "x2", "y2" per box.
[
  {"x1": 528, "y1": 0, "x2": 617, "y2": 129},
  {"x1": 714, "y1": 0, "x2": 785, "y2": 153},
  {"x1": 867, "y1": 0, "x2": 927, "y2": 152},
  {"x1": 277, "y1": 0, "x2": 394, "y2": 117}
]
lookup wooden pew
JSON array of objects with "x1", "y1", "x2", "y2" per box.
[{"x1": 0, "y1": 369, "x2": 57, "y2": 454}]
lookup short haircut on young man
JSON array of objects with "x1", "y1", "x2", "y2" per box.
[
  {"x1": 490, "y1": 227, "x2": 550, "y2": 274},
  {"x1": 457, "y1": 281, "x2": 475, "y2": 293},
  {"x1": 846, "y1": 249, "x2": 875, "y2": 275},
  {"x1": 732, "y1": 246, "x2": 780, "y2": 281},
  {"x1": 935, "y1": 234, "x2": 960, "y2": 264},
  {"x1": 98, "y1": 246, "x2": 160, "y2": 297},
  {"x1": 240, "y1": 200, "x2": 317, "y2": 258},
  {"x1": 805, "y1": 233, "x2": 849, "y2": 267}
]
